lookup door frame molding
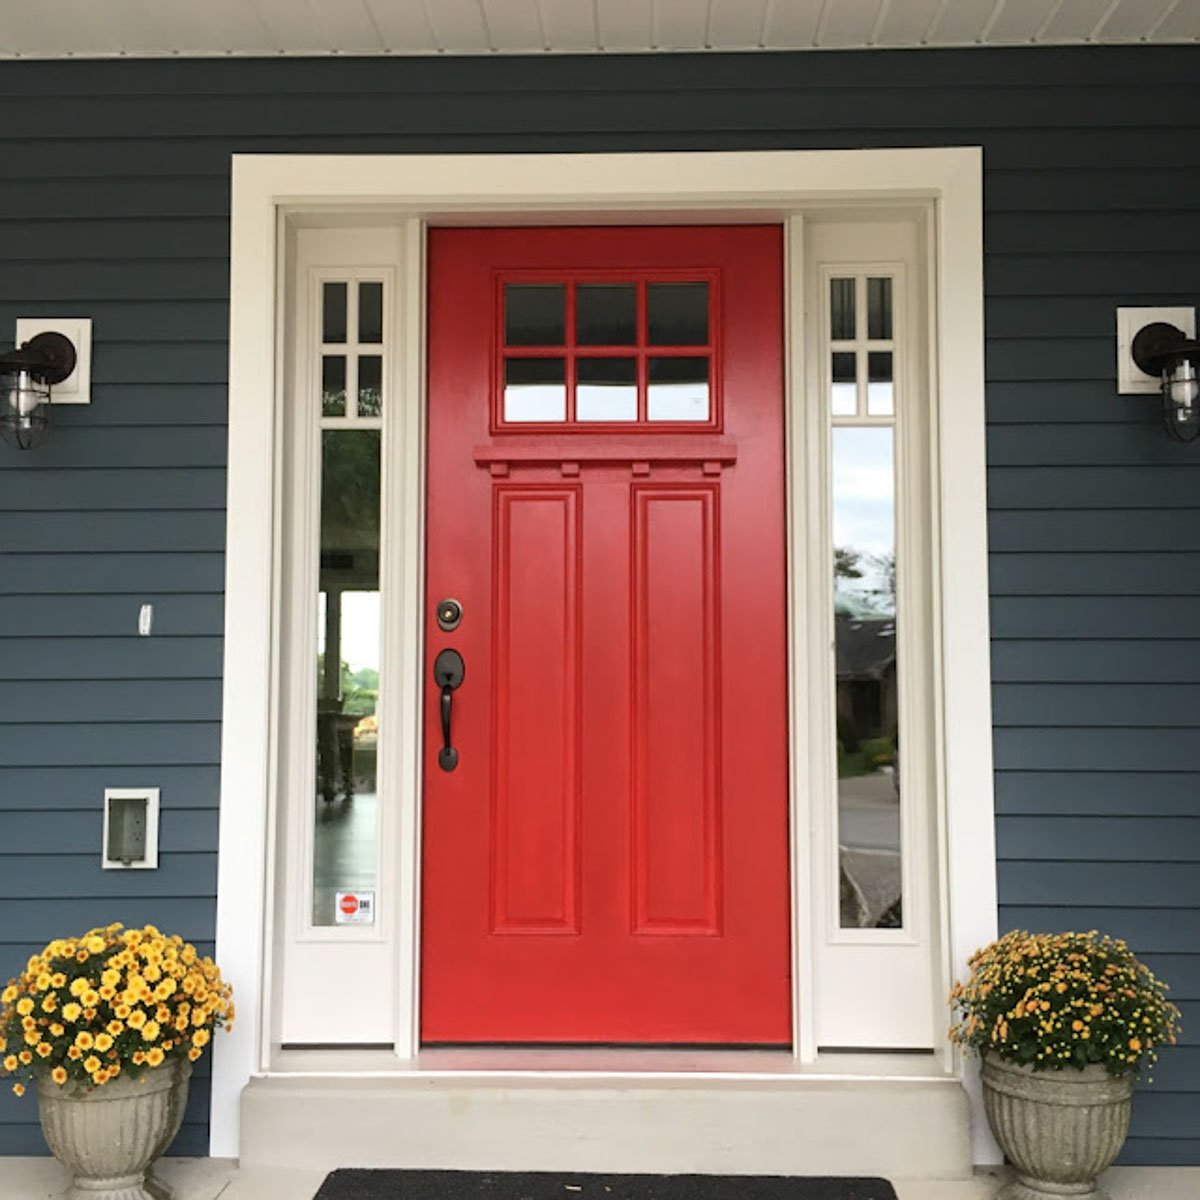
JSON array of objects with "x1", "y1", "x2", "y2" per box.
[{"x1": 214, "y1": 148, "x2": 995, "y2": 1158}]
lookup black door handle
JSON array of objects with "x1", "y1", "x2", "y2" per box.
[{"x1": 433, "y1": 648, "x2": 465, "y2": 771}]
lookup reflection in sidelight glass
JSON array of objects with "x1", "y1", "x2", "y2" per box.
[
  {"x1": 577, "y1": 284, "x2": 637, "y2": 346},
  {"x1": 867, "y1": 351, "x2": 894, "y2": 417},
  {"x1": 322, "y1": 356, "x2": 346, "y2": 417},
  {"x1": 577, "y1": 357, "x2": 637, "y2": 421},
  {"x1": 504, "y1": 358, "x2": 567, "y2": 422},
  {"x1": 831, "y1": 278, "x2": 856, "y2": 341},
  {"x1": 867, "y1": 277, "x2": 893, "y2": 340},
  {"x1": 832, "y1": 427, "x2": 901, "y2": 930},
  {"x1": 358, "y1": 282, "x2": 383, "y2": 344},
  {"x1": 648, "y1": 357, "x2": 710, "y2": 421},
  {"x1": 831, "y1": 351, "x2": 857, "y2": 417},
  {"x1": 648, "y1": 282, "x2": 709, "y2": 346},
  {"x1": 505, "y1": 284, "x2": 565, "y2": 346},
  {"x1": 322, "y1": 282, "x2": 347, "y2": 344},
  {"x1": 358, "y1": 355, "x2": 382, "y2": 417},
  {"x1": 314, "y1": 430, "x2": 381, "y2": 927}
]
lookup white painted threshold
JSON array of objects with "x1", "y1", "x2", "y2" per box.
[{"x1": 266, "y1": 1046, "x2": 950, "y2": 1082}]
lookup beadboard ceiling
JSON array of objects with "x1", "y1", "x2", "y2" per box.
[{"x1": 1, "y1": 0, "x2": 1197, "y2": 59}]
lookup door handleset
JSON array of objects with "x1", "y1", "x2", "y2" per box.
[{"x1": 433, "y1": 648, "x2": 465, "y2": 772}]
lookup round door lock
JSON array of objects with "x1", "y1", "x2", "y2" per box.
[{"x1": 436, "y1": 598, "x2": 463, "y2": 632}]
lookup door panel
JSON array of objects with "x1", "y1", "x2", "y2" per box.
[{"x1": 422, "y1": 226, "x2": 790, "y2": 1045}]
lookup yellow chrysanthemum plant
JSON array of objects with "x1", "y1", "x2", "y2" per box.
[
  {"x1": 949, "y1": 929, "x2": 1180, "y2": 1077},
  {"x1": 0, "y1": 923, "x2": 234, "y2": 1098}
]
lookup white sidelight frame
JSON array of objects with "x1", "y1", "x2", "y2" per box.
[{"x1": 213, "y1": 149, "x2": 996, "y2": 1159}]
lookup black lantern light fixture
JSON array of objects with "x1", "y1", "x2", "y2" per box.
[
  {"x1": 0, "y1": 331, "x2": 78, "y2": 450},
  {"x1": 1131, "y1": 322, "x2": 1200, "y2": 443}
]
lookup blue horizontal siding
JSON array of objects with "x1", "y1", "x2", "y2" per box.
[{"x1": 0, "y1": 42, "x2": 1196, "y2": 1163}]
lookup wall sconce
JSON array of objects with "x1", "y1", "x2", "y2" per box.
[
  {"x1": 0, "y1": 331, "x2": 77, "y2": 450},
  {"x1": 1131, "y1": 322, "x2": 1200, "y2": 442}
]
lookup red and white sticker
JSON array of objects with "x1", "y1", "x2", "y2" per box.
[{"x1": 334, "y1": 890, "x2": 375, "y2": 925}]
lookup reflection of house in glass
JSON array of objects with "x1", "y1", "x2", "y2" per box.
[
  {"x1": 835, "y1": 602, "x2": 896, "y2": 755},
  {"x1": 835, "y1": 593, "x2": 901, "y2": 930}
]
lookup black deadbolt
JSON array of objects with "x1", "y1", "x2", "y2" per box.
[{"x1": 436, "y1": 597, "x2": 463, "y2": 632}]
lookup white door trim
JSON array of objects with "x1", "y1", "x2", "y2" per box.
[{"x1": 214, "y1": 148, "x2": 996, "y2": 1159}]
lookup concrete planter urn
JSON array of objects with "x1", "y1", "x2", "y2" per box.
[
  {"x1": 982, "y1": 1054, "x2": 1133, "y2": 1200},
  {"x1": 36, "y1": 1060, "x2": 187, "y2": 1200}
]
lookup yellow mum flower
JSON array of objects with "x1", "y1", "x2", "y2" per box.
[
  {"x1": 141, "y1": 1021, "x2": 160, "y2": 1043},
  {"x1": 127, "y1": 1009, "x2": 147, "y2": 1030},
  {"x1": 107, "y1": 1020, "x2": 124, "y2": 1037},
  {"x1": 187, "y1": 1047, "x2": 202, "y2": 1062},
  {"x1": 191, "y1": 1029, "x2": 210, "y2": 1049},
  {"x1": 2, "y1": 1055, "x2": 18, "y2": 1072},
  {"x1": 11, "y1": 1084, "x2": 24, "y2": 1097},
  {"x1": 61, "y1": 1003, "x2": 82, "y2": 1023},
  {"x1": 51, "y1": 1067, "x2": 67, "y2": 1086},
  {"x1": 41, "y1": 993, "x2": 58, "y2": 1014},
  {"x1": 80, "y1": 990, "x2": 99, "y2": 1009},
  {"x1": 92, "y1": 1069, "x2": 109, "y2": 1085},
  {"x1": 68, "y1": 979, "x2": 88, "y2": 999},
  {"x1": 15, "y1": 998, "x2": 33, "y2": 1017},
  {"x1": 94, "y1": 1034, "x2": 113, "y2": 1053},
  {"x1": 74, "y1": 1032, "x2": 94, "y2": 1051},
  {"x1": 49, "y1": 1024, "x2": 65, "y2": 1038},
  {"x1": 35, "y1": 1043, "x2": 53, "y2": 1059},
  {"x1": 51, "y1": 974, "x2": 66, "y2": 989},
  {"x1": 146, "y1": 1047, "x2": 165, "y2": 1067},
  {"x1": 2, "y1": 985, "x2": 19, "y2": 1004},
  {"x1": 83, "y1": 1055, "x2": 101, "y2": 1074},
  {"x1": 66, "y1": 1046, "x2": 82, "y2": 1061}
]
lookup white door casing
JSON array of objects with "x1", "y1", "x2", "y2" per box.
[{"x1": 214, "y1": 149, "x2": 996, "y2": 1159}]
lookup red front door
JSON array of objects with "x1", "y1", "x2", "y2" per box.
[{"x1": 422, "y1": 226, "x2": 790, "y2": 1044}]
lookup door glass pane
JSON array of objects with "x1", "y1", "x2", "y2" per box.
[
  {"x1": 832, "y1": 427, "x2": 900, "y2": 930},
  {"x1": 867, "y1": 351, "x2": 894, "y2": 417},
  {"x1": 648, "y1": 356, "x2": 710, "y2": 421},
  {"x1": 505, "y1": 284, "x2": 565, "y2": 346},
  {"x1": 831, "y1": 351, "x2": 857, "y2": 417},
  {"x1": 577, "y1": 284, "x2": 637, "y2": 346},
  {"x1": 322, "y1": 355, "x2": 346, "y2": 417},
  {"x1": 504, "y1": 357, "x2": 566, "y2": 422},
  {"x1": 648, "y1": 282, "x2": 709, "y2": 346},
  {"x1": 577, "y1": 357, "x2": 637, "y2": 421},
  {"x1": 323, "y1": 282, "x2": 347, "y2": 344},
  {"x1": 359, "y1": 354, "x2": 383, "y2": 417},
  {"x1": 314, "y1": 430, "x2": 381, "y2": 927},
  {"x1": 867, "y1": 277, "x2": 893, "y2": 340},
  {"x1": 359, "y1": 282, "x2": 383, "y2": 344},
  {"x1": 830, "y1": 278, "x2": 856, "y2": 341}
]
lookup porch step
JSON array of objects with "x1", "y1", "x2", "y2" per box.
[{"x1": 240, "y1": 1074, "x2": 973, "y2": 1179}]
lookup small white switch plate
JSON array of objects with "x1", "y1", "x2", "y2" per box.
[
  {"x1": 1117, "y1": 307, "x2": 1195, "y2": 394},
  {"x1": 102, "y1": 787, "x2": 160, "y2": 870},
  {"x1": 138, "y1": 604, "x2": 154, "y2": 636},
  {"x1": 15, "y1": 317, "x2": 92, "y2": 405}
]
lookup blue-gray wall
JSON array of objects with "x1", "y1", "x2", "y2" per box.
[{"x1": 0, "y1": 45, "x2": 1196, "y2": 1163}]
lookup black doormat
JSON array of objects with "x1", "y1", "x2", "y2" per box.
[{"x1": 314, "y1": 1170, "x2": 898, "y2": 1200}]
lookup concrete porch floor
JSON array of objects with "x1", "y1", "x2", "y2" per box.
[{"x1": 2, "y1": 1161, "x2": 1199, "y2": 1200}]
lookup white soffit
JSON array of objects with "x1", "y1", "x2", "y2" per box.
[{"x1": 1, "y1": 0, "x2": 1197, "y2": 59}]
